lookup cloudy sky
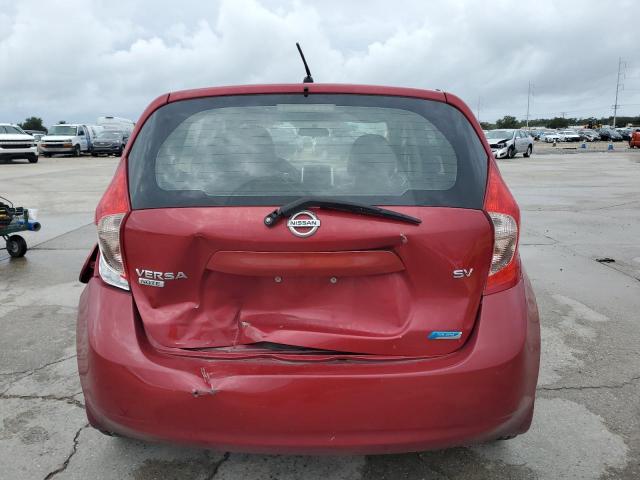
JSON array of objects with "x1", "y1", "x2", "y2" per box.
[{"x1": 1, "y1": 0, "x2": 638, "y2": 127}]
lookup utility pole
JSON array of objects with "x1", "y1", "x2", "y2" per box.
[
  {"x1": 476, "y1": 96, "x2": 481, "y2": 123},
  {"x1": 612, "y1": 57, "x2": 626, "y2": 128},
  {"x1": 525, "y1": 81, "x2": 533, "y2": 130}
]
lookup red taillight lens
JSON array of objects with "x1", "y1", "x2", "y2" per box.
[
  {"x1": 95, "y1": 160, "x2": 130, "y2": 223},
  {"x1": 484, "y1": 159, "x2": 521, "y2": 294},
  {"x1": 95, "y1": 160, "x2": 130, "y2": 290}
]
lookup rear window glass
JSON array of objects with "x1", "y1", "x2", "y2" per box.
[{"x1": 128, "y1": 94, "x2": 487, "y2": 209}]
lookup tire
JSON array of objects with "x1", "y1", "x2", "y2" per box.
[
  {"x1": 73, "y1": 145, "x2": 81, "y2": 157},
  {"x1": 43, "y1": 153, "x2": 52, "y2": 158},
  {"x1": 28, "y1": 154, "x2": 38, "y2": 164},
  {"x1": 6, "y1": 235, "x2": 27, "y2": 258},
  {"x1": 523, "y1": 145, "x2": 532, "y2": 157},
  {"x1": 508, "y1": 145, "x2": 516, "y2": 158}
]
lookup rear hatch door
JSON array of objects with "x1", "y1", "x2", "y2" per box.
[{"x1": 123, "y1": 90, "x2": 490, "y2": 357}]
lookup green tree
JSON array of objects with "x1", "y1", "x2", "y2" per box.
[
  {"x1": 480, "y1": 121, "x2": 496, "y2": 130},
  {"x1": 495, "y1": 115, "x2": 520, "y2": 129},
  {"x1": 547, "y1": 117, "x2": 570, "y2": 129},
  {"x1": 58, "y1": 120, "x2": 67, "y2": 124},
  {"x1": 18, "y1": 116, "x2": 47, "y2": 133}
]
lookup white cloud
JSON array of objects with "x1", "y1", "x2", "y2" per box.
[{"x1": 0, "y1": 0, "x2": 638, "y2": 126}]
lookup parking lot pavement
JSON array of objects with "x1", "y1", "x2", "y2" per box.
[
  {"x1": 533, "y1": 140, "x2": 635, "y2": 155},
  {"x1": 1, "y1": 151, "x2": 639, "y2": 479}
]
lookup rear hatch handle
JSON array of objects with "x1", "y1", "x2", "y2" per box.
[{"x1": 264, "y1": 197, "x2": 422, "y2": 227}]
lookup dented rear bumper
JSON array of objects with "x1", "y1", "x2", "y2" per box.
[{"x1": 77, "y1": 274, "x2": 540, "y2": 454}]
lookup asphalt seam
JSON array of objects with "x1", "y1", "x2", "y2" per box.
[
  {"x1": 43, "y1": 424, "x2": 89, "y2": 480},
  {"x1": 1, "y1": 393, "x2": 84, "y2": 409},
  {"x1": 595, "y1": 261, "x2": 640, "y2": 282},
  {"x1": 206, "y1": 452, "x2": 231, "y2": 479},
  {"x1": 538, "y1": 374, "x2": 640, "y2": 392},
  {"x1": 533, "y1": 234, "x2": 640, "y2": 283},
  {"x1": 0, "y1": 354, "x2": 77, "y2": 381}
]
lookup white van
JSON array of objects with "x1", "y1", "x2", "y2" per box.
[
  {"x1": 97, "y1": 116, "x2": 134, "y2": 136},
  {"x1": 40, "y1": 124, "x2": 91, "y2": 157}
]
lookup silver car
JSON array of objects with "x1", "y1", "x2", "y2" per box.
[{"x1": 485, "y1": 129, "x2": 533, "y2": 158}]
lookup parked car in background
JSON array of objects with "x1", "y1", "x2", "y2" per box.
[
  {"x1": 85, "y1": 125, "x2": 105, "y2": 154},
  {"x1": 24, "y1": 129, "x2": 46, "y2": 137},
  {"x1": 40, "y1": 124, "x2": 91, "y2": 157},
  {"x1": 616, "y1": 128, "x2": 631, "y2": 141},
  {"x1": 541, "y1": 131, "x2": 562, "y2": 143},
  {"x1": 559, "y1": 129, "x2": 581, "y2": 142},
  {"x1": 0, "y1": 123, "x2": 38, "y2": 163},
  {"x1": 91, "y1": 130, "x2": 126, "y2": 156},
  {"x1": 27, "y1": 132, "x2": 46, "y2": 147},
  {"x1": 598, "y1": 128, "x2": 623, "y2": 141},
  {"x1": 485, "y1": 129, "x2": 533, "y2": 158},
  {"x1": 529, "y1": 129, "x2": 544, "y2": 140},
  {"x1": 578, "y1": 129, "x2": 599, "y2": 142}
]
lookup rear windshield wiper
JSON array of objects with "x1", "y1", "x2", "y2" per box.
[{"x1": 264, "y1": 197, "x2": 422, "y2": 227}]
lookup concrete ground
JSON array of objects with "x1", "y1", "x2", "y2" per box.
[
  {"x1": 1, "y1": 151, "x2": 639, "y2": 479},
  {"x1": 533, "y1": 139, "x2": 635, "y2": 154}
]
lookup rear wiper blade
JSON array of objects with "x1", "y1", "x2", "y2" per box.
[{"x1": 264, "y1": 197, "x2": 421, "y2": 227}]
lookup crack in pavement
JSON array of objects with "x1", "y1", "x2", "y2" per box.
[
  {"x1": 0, "y1": 354, "x2": 78, "y2": 396},
  {"x1": 1, "y1": 393, "x2": 85, "y2": 409},
  {"x1": 0, "y1": 354, "x2": 77, "y2": 379},
  {"x1": 205, "y1": 452, "x2": 230, "y2": 479},
  {"x1": 594, "y1": 260, "x2": 640, "y2": 282},
  {"x1": 538, "y1": 374, "x2": 640, "y2": 392},
  {"x1": 43, "y1": 424, "x2": 89, "y2": 480}
]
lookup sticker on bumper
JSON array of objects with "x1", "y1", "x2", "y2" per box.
[{"x1": 428, "y1": 331, "x2": 462, "y2": 340}]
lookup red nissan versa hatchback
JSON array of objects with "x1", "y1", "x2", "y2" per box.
[{"x1": 77, "y1": 83, "x2": 540, "y2": 454}]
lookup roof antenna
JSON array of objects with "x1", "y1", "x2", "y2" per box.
[{"x1": 296, "y1": 42, "x2": 314, "y2": 83}]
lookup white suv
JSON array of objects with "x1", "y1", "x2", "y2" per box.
[{"x1": 0, "y1": 124, "x2": 38, "y2": 163}]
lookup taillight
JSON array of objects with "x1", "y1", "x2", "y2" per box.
[
  {"x1": 95, "y1": 161, "x2": 130, "y2": 290},
  {"x1": 484, "y1": 159, "x2": 521, "y2": 294}
]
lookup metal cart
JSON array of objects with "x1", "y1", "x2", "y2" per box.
[{"x1": 1, "y1": 198, "x2": 41, "y2": 258}]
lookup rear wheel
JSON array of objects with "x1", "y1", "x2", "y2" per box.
[
  {"x1": 523, "y1": 145, "x2": 532, "y2": 157},
  {"x1": 6, "y1": 235, "x2": 27, "y2": 258},
  {"x1": 28, "y1": 154, "x2": 38, "y2": 163}
]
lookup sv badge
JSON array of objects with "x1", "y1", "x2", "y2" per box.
[{"x1": 452, "y1": 268, "x2": 473, "y2": 279}]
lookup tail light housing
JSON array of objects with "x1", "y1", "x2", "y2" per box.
[
  {"x1": 95, "y1": 160, "x2": 130, "y2": 290},
  {"x1": 484, "y1": 159, "x2": 521, "y2": 294}
]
